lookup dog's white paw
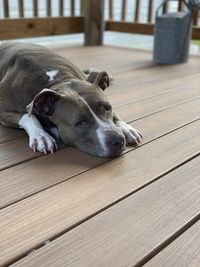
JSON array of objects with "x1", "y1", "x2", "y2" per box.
[
  {"x1": 29, "y1": 129, "x2": 57, "y2": 154},
  {"x1": 117, "y1": 121, "x2": 142, "y2": 146}
]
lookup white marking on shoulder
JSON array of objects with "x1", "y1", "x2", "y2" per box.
[{"x1": 46, "y1": 70, "x2": 59, "y2": 81}]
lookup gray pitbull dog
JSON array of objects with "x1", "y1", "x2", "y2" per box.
[{"x1": 0, "y1": 42, "x2": 142, "y2": 157}]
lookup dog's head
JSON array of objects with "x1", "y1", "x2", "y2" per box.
[{"x1": 26, "y1": 72, "x2": 125, "y2": 157}]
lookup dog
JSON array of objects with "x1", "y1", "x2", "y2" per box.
[{"x1": 0, "y1": 42, "x2": 142, "y2": 158}]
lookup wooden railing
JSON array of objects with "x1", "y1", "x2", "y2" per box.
[
  {"x1": 0, "y1": 0, "x2": 199, "y2": 42},
  {"x1": 0, "y1": 0, "x2": 84, "y2": 39},
  {"x1": 106, "y1": 0, "x2": 200, "y2": 39}
]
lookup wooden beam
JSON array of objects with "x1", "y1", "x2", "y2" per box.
[
  {"x1": 3, "y1": 0, "x2": 9, "y2": 18},
  {"x1": 70, "y1": 0, "x2": 75, "y2": 16},
  {"x1": 192, "y1": 12, "x2": 199, "y2": 26},
  {"x1": 59, "y1": 0, "x2": 64, "y2": 16},
  {"x1": 0, "y1": 17, "x2": 84, "y2": 40},
  {"x1": 193, "y1": 26, "x2": 200, "y2": 39},
  {"x1": 163, "y1": 0, "x2": 169, "y2": 14},
  {"x1": 178, "y1": 0, "x2": 184, "y2": 11},
  {"x1": 121, "y1": 0, "x2": 127, "y2": 21},
  {"x1": 33, "y1": 0, "x2": 38, "y2": 17},
  {"x1": 80, "y1": 0, "x2": 84, "y2": 15},
  {"x1": 18, "y1": 0, "x2": 24, "y2": 17},
  {"x1": 106, "y1": 21, "x2": 154, "y2": 35},
  {"x1": 106, "y1": 21, "x2": 200, "y2": 40},
  {"x1": 134, "y1": 0, "x2": 140, "y2": 22},
  {"x1": 109, "y1": 0, "x2": 113, "y2": 20},
  {"x1": 47, "y1": 0, "x2": 51, "y2": 17},
  {"x1": 147, "y1": 0, "x2": 153, "y2": 23},
  {"x1": 84, "y1": 0, "x2": 105, "y2": 45}
]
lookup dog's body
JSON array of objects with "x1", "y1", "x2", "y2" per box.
[{"x1": 0, "y1": 42, "x2": 141, "y2": 157}]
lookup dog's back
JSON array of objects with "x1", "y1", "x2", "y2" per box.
[{"x1": 0, "y1": 42, "x2": 85, "y2": 112}]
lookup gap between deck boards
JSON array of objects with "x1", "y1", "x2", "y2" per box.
[
  {"x1": 10, "y1": 155, "x2": 200, "y2": 267},
  {"x1": 145, "y1": 218, "x2": 200, "y2": 266},
  {"x1": 1, "y1": 96, "x2": 200, "y2": 208},
  {"x1": 0, "y1": 81, "x2": 199, "y2": 171},
  {"x1": 0, "y1": 47, "x2": 200, "y2": 266},
  {"x1": 0, "y1": 119, "x2": 200, "y2": 266}
]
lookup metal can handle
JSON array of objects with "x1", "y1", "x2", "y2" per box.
[
  {"x1": 183, "y1": 0, "x2": 200, "y2": 11},
  {"x1": 156, "y1": 0, "x2": 189, "y2": 17}
]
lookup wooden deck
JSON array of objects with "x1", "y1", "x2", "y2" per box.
[{"x1": 0, "y1": 45, "x2": 200, "y2": 267}]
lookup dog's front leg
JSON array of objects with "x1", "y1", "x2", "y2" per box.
[
  {"x1": 113, "y1": 113, "x2": 142, "y2": 146},
  {"x1": 0, "y1": 111, "x2": 57, "y2": 154}
]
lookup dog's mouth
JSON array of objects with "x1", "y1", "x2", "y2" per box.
[{"x1": 99, "y1": 146, "x2": 125, "y2": 158}]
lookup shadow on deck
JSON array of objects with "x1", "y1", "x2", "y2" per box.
[{"x1": 0, "y1": 45, "x2": 200, "y2": 267}]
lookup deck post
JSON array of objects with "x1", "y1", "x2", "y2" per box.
[{"x1": 84, "y1": 0, "x2": 105, "y2": 45}]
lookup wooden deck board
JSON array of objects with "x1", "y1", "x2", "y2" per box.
[
  {"x1": 0, "y1": 97, "x2": 199, "y2": 207},
  {"x1": 0, "y1": 89, "x2": 199, "y2": 172},
  {"x1": 146, "y1": 220, "x2": 200, "y2": 267},
  {"x1": 1, "y1": 120, "x2": 200, "y2": 266},
  {"x1": 11, "y1": 157, "x2": 200, "y2": 267},
  {"x1": 0, "y1": 46, "x2": 200, "y2": 266}
]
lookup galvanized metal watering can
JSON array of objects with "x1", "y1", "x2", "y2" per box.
[{"x1": 153, "y1": 0, "x2": 200, "y2": 64}]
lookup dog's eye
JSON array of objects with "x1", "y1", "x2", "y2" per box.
[
  {"x1": 104, "y1": 103, "x2": 112, "y2": 112},
  {"x1": 75, "y1": 118, "x2": 89, "y2": 128},
  {"x1": 97, "y1": 101, "x2": 112, "y2": 114}
]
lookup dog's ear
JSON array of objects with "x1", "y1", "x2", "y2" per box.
[
  {"x1": 26, "y1": 89, "x2": 60, "y2": 116},
  {"x1": 87, "y1": 71, "x2": 110, "y2": 91}
]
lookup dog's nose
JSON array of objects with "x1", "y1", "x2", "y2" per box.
[
  {"x1": 111, "y1": 135, "x2": 125, "y2": 150},
  {"x1": 107, "y1": 134, "x2": 125, "y2": 158}
]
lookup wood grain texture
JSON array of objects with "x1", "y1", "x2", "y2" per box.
[
  {"x1": 0, "y1": 120, "x2": 200, "y2": 266},
  {"x1": 0, "y1": 17, "x2": 84, "y2": 40},
  {"x1": 3, "y1": 0, "x2": 9, "y2": 18},
  {"x1": 0, "y1": 126, "x2": 24, "y2": 144},
  {"x1": 70, "y1": 0, "x2": 75, "y2": 16},
  {"x1": 10, "y1": 156, "x2": 200, "y2": 267},
  {"x1": 135, "y1": 0, "x2": 140, "y2": 22},
  {"x1": 148, "y1": 0, "x2": 153, "y2": 22},
  {"x1": 1, "y1": 96, "x2": 199, "y2": 208},
  {"x1": 54, "y1": 46, "x2": 200, "y2": 79},
  {"x1": 0, "y1": 138, "x2": 42, "y2": 171},
  {"x1": 121, "y1": 0, "x2": 127, "y2": 21},
  {"x1": 18, "y1": 0, "x2": 24, "y2": 17},
  {"x1": 80, "y1": 0, "x2": 84, "y2": 15},
  {"x1": 105, "y1": 21, "x2": 200, "y2": 39},
  {"x1": 0, "y1": 46, "x2": 200, "y2": 266},
  {"x1": 193, "y1": 26, "x2": 200, "y2": 39},
  {"x1": 0, "y1": 3, "x2": 199, "y2": 40},
  {"x1": 193, "y1": 12, "x2": 198, "y2": 26},
  {"x1": 32, "y1": 0, "x2": 38, "y2": 17},
  {"x1": 106, "y1": 21, "x2": 153, "y2": 35},
  {"x1": 163, "y1": 0, "x2": 169, "y2": 14},
  {"x1": 0, "y1": 86, "x2": 198, "y2": 171},
  {"x1": 109, "y1": 0, "x2": 113, "y2": 19},
  {"x1": 178, "y1": 0, "x2": 184, "y2": 12},
  {"x1": 115, "y1": 86, "x2": 199, "y2": 122},
  {"x1": 0, "y1": 47, "x2": 199, "y2": 197},
  {"x1": 84, "y1": 0, "x2": 104, "y2": 45},
  {"x1": 146, "y1": 221, "x2": 200, "y2": 267},
  {"x1": 110, "y1": 75, "x2": 200, "y2": 107},
  {"x1": 59, "y1": 0, "x2": 64, "y2": 16},
  {"x1": 46, "y1": 0, "x2": 51, "y2": 17}
]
